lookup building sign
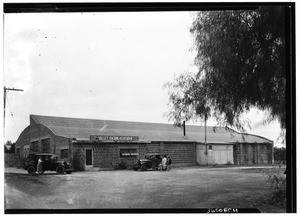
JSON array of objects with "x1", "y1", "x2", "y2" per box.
[{"x1": 90, "y1": 135, "x2": 139, "y2": 142}]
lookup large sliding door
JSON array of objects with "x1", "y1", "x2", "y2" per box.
[{"x1": 196, "y1": 144, "x2": 233, "y2": 165}]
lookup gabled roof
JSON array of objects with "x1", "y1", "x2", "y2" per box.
[{"x1": 29, "y1": 114, "x2": 272, "y2": 144}]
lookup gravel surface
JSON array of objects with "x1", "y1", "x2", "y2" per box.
[{"x1": 4, "y1": 166, "x2": 286, "y2": 212}]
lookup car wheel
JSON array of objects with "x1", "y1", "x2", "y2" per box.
[
  {"x1": 141, "y1": 164, "x2": 147, "y2": 171},
  {"x1": 133, "y1": 167, "x2": 138, "y2": 171},
  {"x1": 27, "y1": 165, "x2": 36, "y2": 175},
  {"x1": 56, "y1": 166, "x2": 65, "y2": 175}
]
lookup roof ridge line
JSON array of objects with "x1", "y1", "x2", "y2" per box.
[{"x1": 29, "y1": 114, "x2": 221, "y2": 128}]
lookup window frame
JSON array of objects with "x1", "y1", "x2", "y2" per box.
[
  {"x1": 41, "y1": 138, "x2": 50, "y2": 153},
  {"x1": 60, "y1": 149, "x2": 69, "y2": 159},
  {"x1": 120, "y1": 148, "x2": 138, "y2": 157},
  {"x1": 30, "y1": 140, "x2": 39, "y2": 152}
]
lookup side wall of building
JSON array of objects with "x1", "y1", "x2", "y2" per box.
[
  {"x1": 149, "y1": 142, "x2": 196, "y2": 166},
  {"x1": 72, "y1": 143, "x2": 141, "y2": 171},
  {"x1": 233, "y1": 143, "x2": 273, "y2": 165},
  {"x1": 72, "y1": 141, "x2": 196, "y2": 170}
]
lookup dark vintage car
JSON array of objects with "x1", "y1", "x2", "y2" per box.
[
  {"x1": 133, "y1": 153, "x2": 163, "y2": 171},
  {"x1": 23, "y1": 153, "x2": 72, "y2": 175}
]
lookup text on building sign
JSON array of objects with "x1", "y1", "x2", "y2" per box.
[{"x1": 90, "y1": 135, "x2": 139, "y2": 142}]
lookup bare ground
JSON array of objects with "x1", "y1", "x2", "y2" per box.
[{"x1": 4, "y1": 166, "x2": 286, "y2": 212}]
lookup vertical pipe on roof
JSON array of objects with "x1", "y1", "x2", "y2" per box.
[{"x1": 183, "y1": 121, "x2": 186, "y2": 137}]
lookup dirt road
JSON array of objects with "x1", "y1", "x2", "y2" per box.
[{"x1": 4, "y1": 166, "x2": 286, "y2": 212}]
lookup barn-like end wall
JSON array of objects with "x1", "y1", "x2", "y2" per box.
[
  {"x1": 15, "y1": 123, "x2": 58, "y2": 168},
  {"x1": 233, "y1": 143, "x2": 273, "y2": 165},
  {"x1": 15, "y1": 115, "x2": 73, "y2": 168}
]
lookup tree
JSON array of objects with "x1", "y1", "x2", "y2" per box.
[
  {"x1": 4, "y1": 140, "x2": 15, "y2": 153},
  {"x1": 273, "y1": 147, "x2": 286, "y2": 166},
  {"x1": 165, "y1": 6, "x2": 286, "y2": 131},
  {"x1": 4, "y1": 144, "x2": 9, "y2": 153}
]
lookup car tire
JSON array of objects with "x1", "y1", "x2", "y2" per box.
[
  {"x1": 27, "y1": 165, "x2": 36, "y2": 175},
  {"x1": 133, "y1": 167, "x2": 138, "y2": 171},
  {"x1": 141, "y1": 164, "x2": 147, "y2": 171},
  {"x1": 56, "y1": 166, "x2": 65, "y2": 175}
]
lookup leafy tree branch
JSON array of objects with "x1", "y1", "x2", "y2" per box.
[{"x1": 165, "y1": 6, "x2": 286, "y2": 132}]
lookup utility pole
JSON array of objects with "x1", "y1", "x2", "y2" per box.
[
  {"x1": 204, "y1": 113, "x2": 208, "y2": 155},
  {"x1": 3, "y1": 86, "x2": 23, "y2": 129}
]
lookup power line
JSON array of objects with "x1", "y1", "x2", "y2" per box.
[
  {"x1": 3, "y1": 86, "x2": 23, "y2": 129},
  {"x1": 6, "y1": 96, "x2": 20, "y2": 136},
  {"x1": 3, "y1": 86, "x2": 23, "y2": 142}
]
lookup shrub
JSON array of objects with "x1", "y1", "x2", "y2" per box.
[
  {"x1": 72, "y1": 157, "x2": 84, "y2": 171},
  {"x1": 114, "y1": 160, "x2": 127, "y2": 170},
  {"x1": 226, "y1": 161, "x2": 232, "y2": 165},
  {"x1": 274, "y1": 147, "x2": 286, "y2": 167},
  {"x1": 266, "y1": 173, "x2": 286, "y2": 208}
]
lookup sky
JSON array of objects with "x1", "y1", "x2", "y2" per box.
[{"x1": 2, "y1": 11, "x2": 284, "y2": 147}]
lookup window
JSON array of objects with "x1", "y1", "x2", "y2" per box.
[
  {"x1": 41, "y1": 138, "x2": 50, "y2": 153},
  {"x1": 209, "y1": 145, "x2": 213, "y2": 150},
  {"x1": 61, "y1": 149, "x2": 68, "y2": 159},
  {"x1": 30, "y1": 141, "x2": 39, "y2": 152},
  {"x1": 120, "y1": 149, "x2": 138, "y2": 157}
]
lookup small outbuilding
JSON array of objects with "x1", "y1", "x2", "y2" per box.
[{"x1": 15, "y1": 115, "x2": 274, "y2": 170}]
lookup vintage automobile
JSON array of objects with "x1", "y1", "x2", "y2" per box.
[
  {"x1": 133, "y1": 153, "x2": 163, "y2": 171},
  {"x1": 23, "y1": 153, "x2": 72, "y2": 175}
]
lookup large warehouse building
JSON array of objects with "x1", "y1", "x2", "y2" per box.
[{"x1": 15, "y1": 115, "x2": 274, "y2": 170}]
